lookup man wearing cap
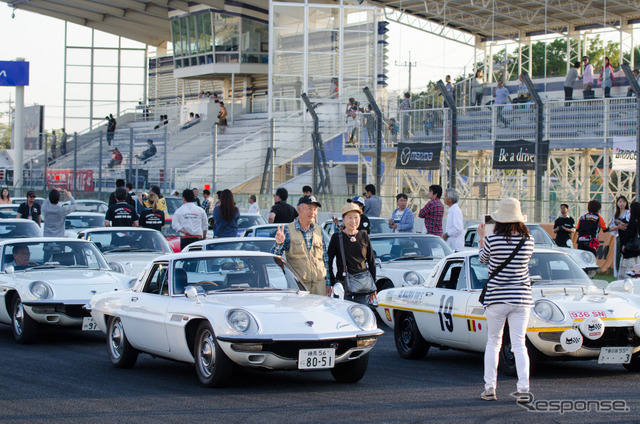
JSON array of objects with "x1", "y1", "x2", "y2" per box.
[
  {"x1": 272, "y1": 195, "x2": 330, "y2": 296},
  {"x1": 17, "y1": 191, "x2": 42, "y2": 226}
]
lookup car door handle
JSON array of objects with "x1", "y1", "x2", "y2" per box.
[
  {"x1": 131, "y1": 297, "x2": 138, "y2": 302},
  {"x1": 424, "y1": 292, "x2": 434, "y2": 297}
]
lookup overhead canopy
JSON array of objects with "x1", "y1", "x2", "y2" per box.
[
  {"x1": 365, "y1": 0, "x2": 640, "y2": 41},
  {"x1": 1, "y1": 0, "x2": 263, "y2": 46}
]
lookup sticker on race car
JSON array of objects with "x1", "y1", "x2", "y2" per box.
[
  {"x1": 467, "y1": 319, "x2": 483, "y2": 332},
  {"x1": 384, "y1": 308, "x2": 392, "y2": 322},
  {"x1": 569, "y1": 310, "x2": 607, "y2": 319}
]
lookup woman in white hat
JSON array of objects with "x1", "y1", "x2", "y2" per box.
[
  {"x1": 476, "y1": 197, "x2": 535, "y2": 403},
  {"x1": 327, "y1": 202, "x2": 377, "y2": 305}
]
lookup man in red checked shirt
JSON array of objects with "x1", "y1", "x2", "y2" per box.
[{"x1": 418, "y1": 184, "x2": 444, "y2": 236}]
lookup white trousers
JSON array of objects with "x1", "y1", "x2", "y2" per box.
[{"x1": 484, "y1": 303, "x2": 531, "y2": 392}]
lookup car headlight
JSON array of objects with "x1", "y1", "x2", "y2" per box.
[
  {"x1": 533, "y1": 300, "x2": 565, "y2": 323},
  {"x1": 579, "y1": 250, "x2": 597, "y2": 265},
  {"x1": 109, "y1": 262, "x2": 125, "y2": 273},
  {"x1": 349, "y1": 305, "x2": 376, "y2": 330},
  {"x1": 226, "y1": 309, "x2": 258, "y2": 334},
  {"x1": 29, "y1": 281, "x2": 53, "y2": 300},
  {"x1": 128, "y1": 278, "x2": 137, "y2": 288},
  {"x1": 403, "y1": 271, "x2": 424, "y2": 286}
]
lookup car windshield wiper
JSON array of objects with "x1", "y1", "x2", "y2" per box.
[
  {"x1": 389, "y1": 255, "x2": 434, "y2": 262},
  {"x1": 103, "y1": 247, "x2": 154, "y2": 253}
]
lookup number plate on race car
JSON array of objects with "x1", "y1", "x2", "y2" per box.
[
  {"x1": 598, "y1": 347, "x2": 633, "y2": 364},
  {"x1": 298, "y1": 348, "x2": 335, "y2": 370},
  {"x1": 82, "y1": 317, "x2": 99, "y2": 331}
]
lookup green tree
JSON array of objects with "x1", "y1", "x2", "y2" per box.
[{"x1": 0, "y1": 113, "x2": 11, "y2": 149}]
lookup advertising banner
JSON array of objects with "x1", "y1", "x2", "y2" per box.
[
  {"x1": 492, "y1": 139, "x2": 549, "y2": 171},
  {"x1": 611, "y1": 137, "x2": 637, "y2": 171},
  {"x1": 395, "y1": 142, "x2": 441, "y2": 170},
  {"x1": 46, "y1": 170, "x2": 94, "y2": 192}
]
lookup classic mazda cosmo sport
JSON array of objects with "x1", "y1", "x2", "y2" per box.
[
  {"x1": 0, "y1": 238, "x2": 135, "y2": 343},
  {"x1": 376, "y1": 249, "x2": 640, "y2": 374},
  {"x1": 88, "y1": 251, "x2": 383, "y2": 387}
]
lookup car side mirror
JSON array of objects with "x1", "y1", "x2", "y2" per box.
[
  {"x1": 185, "y1": 285, "x2": 200, "y2": 303},
  {"x1": 5, "y1": 265, "x2": 14, "y2": 275},
  {"x1": 375, "y1": 258, "x2": 381, "y2": 268}
]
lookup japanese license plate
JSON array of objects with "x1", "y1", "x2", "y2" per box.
[
  {"x1": 598, "y1": 347, "x2": 633, "y2": 364},
  {"x1": 82, "y1": 317, "x2": 99, "y2": 331},
  {"x1": 298, "y1": 348, "x2": 335, "y2": 370}
]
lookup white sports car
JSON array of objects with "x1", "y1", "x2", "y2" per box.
[
  {"x1": 76, "y1": 227, "x2": 174, "y2": 276},
  {"x1": 370, "y1": 234, "x2": 452, "y2": 291},
  {"x1": 89, "y1": 251, "x2": 383, "y2": 387},
  {"x1": 0, "y1": 238, "x2": 135, "y2": 343},
  {"x1": 376, "y1": 249, "x2": 640, "y2": 374}
]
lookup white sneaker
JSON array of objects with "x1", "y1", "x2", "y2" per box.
[{"x1": 481, "y1": 388, "x2": 497, "y2": 401}]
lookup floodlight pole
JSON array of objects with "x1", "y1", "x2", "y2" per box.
[
  {"x1": 521, "y1": 72, "x2": 544, "y2": 222},
  {"x1": 621, "y1": 64, "x2": 640, "y2": 199},
  {"x1": 436, "y1": 80, "x2": 457, "y2": 188}
]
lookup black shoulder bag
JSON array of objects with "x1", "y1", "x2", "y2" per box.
[{"x1": 478, "y1": 236, "x2": 527, "y2": 303}]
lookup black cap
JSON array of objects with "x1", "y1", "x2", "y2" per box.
[
  {"x1": 298, "y1": 195, "x2": 321, "y2": 207},
  {"x1": 26, "y1": 191, "x2": 36, "y2": 197}
]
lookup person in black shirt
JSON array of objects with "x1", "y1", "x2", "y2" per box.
[
  {"x1": 268, "y1": 187, "x2": 298, "y2": 224},
  {"x1": 105, "y1": 188, "x2": 139, "y2": 227},
  {"x1": 553, "y1": 203, "x2": 575, "y2": 248},
  {"x1": 108, "y1": 179, "x2": 136, "y2": 208},
  {"x1": 327, "y1": 202, "x2": 376, "y2": 305},
  {"x1": 139, "y1": 193, "x2": 165, "y2": 231},
  {"x1": 17, "y1": 191, "x2": 41, "y2": 225}
]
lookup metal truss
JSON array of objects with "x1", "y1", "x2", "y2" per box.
[{"x1": 382, "y1": 8, "x2": 476, "y2": 47}]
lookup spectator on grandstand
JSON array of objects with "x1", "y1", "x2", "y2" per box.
[
  {"x1": 494, "y1": 80, "x2": 511, "y2": 128},
  {"x1": 579, "y1": 55, "x2": 595, "y2": 98},
  {"x1": 472, "y1": 69, "x2": 484, "y2": 106},
  {"x1": 108, "y1": 148, "x2": 123, "y2": 168},
  {"x1": 154, "y1": 115, "x2": 168, "y2": 130},
  {"x1": 599, "y1": 56, "x2": 615, "y2": 98},
  {"x1": 365, "y1": 104, "x2": 376, "y2": 146},
  {"x1": 444, "y1": 75, "x2": 454, "y2": 100},
  {"x1": 106, "y1": 114, "x2": 116, "y2": 146},
  {"x1": 399, "y1": 92, "x2": 412, "y2": 138},
  {"x1": 218, "y1": 102, "x2": 228, "y2": 133},
  {"x1": 387, "y1": 118, "x2": 399, "y2": 143},
  {"x1": 627, "y1": 69, "x2": 640, "y2": 97},
  {"x1": 564, "y1": 61, "x2": 581, "y2": 102},
  {"x1": 512, "y1": 74, "x2": 531, "y2": 104},
  {"x1": 135, "y1": 139, "x2": 157, "y2": 162}
]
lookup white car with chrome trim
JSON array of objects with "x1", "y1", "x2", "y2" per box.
[
  {"x1": 376, "y1": 248, "x2": 640, "y2": 374},
  {"x1": 370, "y1": 233, "x2": 452, "y2": 292},
  {"x1": 88, "y1": 250, "x2": 383, "y2": 387},
  {"x1": 0, "y1": 238, "x2": 135, "y2": 343}
]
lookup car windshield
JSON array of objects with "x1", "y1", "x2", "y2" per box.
[
  {"x1": 371, "y1": 236, "x2": 452, "y2": 262},
  {"x1": 164, "y1": 197, "x2": 183, "y2": 216},
  {"x1": 2, "y1": 241, "x2": 109, "y2": 271},
  {"x1": 238, "y1": 215, "x2": 267, "y2": 229},
  {"x1": 0, "y1": 222, "x2": 42, "y2": 239},
  {"x1": 65, "y1": 215, "x2": 104, "y2": 229},
  {"x1": 469, "y1": 252, "x2": 594, "y2": 288},
  {"x1": 0, "y1": 206, "x2": 20, "y2": 219},
  {"x1": 324, "y1": 218, "x2": 393, "y2": 236},
  {"x1": 204, "y1": 240, "x2": 274, "y2": 253},
  {"x1": 75, "y1": 201, "x2": 108, "y2": 213},
  {"x1": 162, "y1": 221, "x2": 180, "y2": 237},
  {"x1": 467, "y1": 224, "x2": 554, "y2": 247},
  {"x1": 172, "y1": 255, "x2": 303, "y2": 295},
  {"x1": 253, "y1": 227, "x2": 278, "y2": 238},
  {"x1": 86, "y1": 230, "x2": 173, "y2": 253}
]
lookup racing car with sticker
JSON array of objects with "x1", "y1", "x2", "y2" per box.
[{"x1": 376, "y1": 248, "x2": 640, "y2": 374}]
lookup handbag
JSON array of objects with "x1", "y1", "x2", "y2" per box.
[
  {"x1": 479, "y1": 236, "x2": 527, "y2": 304},
  {"x1": 589, "y1": 237, "x2": 600, "y2": 251},
  {"x1": 338, "y1": 232, "x2": 376, "y2": 295}
]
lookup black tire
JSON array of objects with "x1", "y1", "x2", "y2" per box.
[
  {"x1": 498, "y1": 329, "x2": 539, "y2": 376},
  {"x1": 623, "y1": 351, "x2": 640, "y2": 372},
  {"x1": 107, "y1": 316, "x2": 139, "y2": 368},
  {"x1": 194, "y1": 321, "x2": 234, "y2": 387},
  {"x1": 377, "y1": 279, "x2": 394, "y2": 292},
  {"x1": 394, "y1": 313, "x2": 429, "y2": 359},
  {"x1": 11, "y1": 295, "x2": 37, "y2": 344},
  {"x1": 331, "y1": 353, "x2": 369, "y2": 383}
]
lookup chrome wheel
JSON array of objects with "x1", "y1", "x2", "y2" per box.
[
  {"x1": 12, "y1": 298, "x2": 24, "y2": 336},
  {"x1": 11, "y1": 296, "x2": 36, "y2": 344},
  {"x1": 108, "y1": 318, "x2": 125, "y2": 360},
  {"x1": 106, "y1": 316, "x2": 138, "y2": 368},
  {"x1": 194, "y1": 321, "x2": 234, "y2": 387},
  {"x1": 197, "y1": 328, "x2": 216, "y2": 379}
]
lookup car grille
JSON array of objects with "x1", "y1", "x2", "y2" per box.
[
  {"x1": 581, "y1": 327, "x2": 640, "y2": 349},
  {"x1": 260, "y1": 339, "x2": 358, "y2": 360},
  {"x1": 57, "y1": 305, "x2": 90, "y2": 318}
]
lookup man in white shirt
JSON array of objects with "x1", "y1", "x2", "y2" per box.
[
  {"x1": 580, "y1": 56, "x2": 594, "y2": 91},
  {"x1": 172, "y1": 189, "x2": 208, "y2": 250},
  {"x1": 248, "y1": 194, "x2": 259, "y2": 214},
  {"x1": 442, "y1": 188, "x2": 464, "y2": 252}
]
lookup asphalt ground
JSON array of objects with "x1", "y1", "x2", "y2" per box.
[{"x1": 0, "y1": 323, "x2": 638, "y2": 424}]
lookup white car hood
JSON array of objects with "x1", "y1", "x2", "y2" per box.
[
  {"x1": 12, "y1": 269, "x2": 130, "y2": 301},
  {"x1": 534, "y1": 287, "x2": 640, "y2": 320},
  {"x1": 192, "y1": 292, "x2": 364, "y2": 335},
  {"x1": 103, "y1": 252, "x2": 164, "y2": 277}
]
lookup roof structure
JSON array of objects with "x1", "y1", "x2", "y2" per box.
[{"x1": 366, "y1": 0, "x2": 640, "y2": 42}]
